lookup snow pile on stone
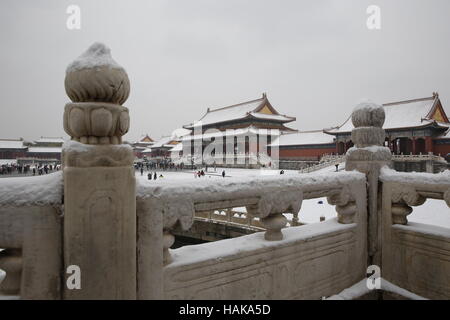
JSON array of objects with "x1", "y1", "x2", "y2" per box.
[
  {"x1": 137, "y1": 170, "x2": 365, "y2": 230},
  {"x1": 66, "y1": 42, "x2": 124, "y2": 73},
  {"x1": 168, "y1": 218, "x2": 354, "y2": 268},
  {"x1": 0, "y1": 171, "x2": 63, "y2": 206},
  {"x1": 62, "y1": 140, "x2": 133, "y2": 152},
  {"x1": 327, "y1": 278, "x2": 427, "y2": 300},
  {"x1": 380, "y1": 166, "x2": 450, "y2": 184}
]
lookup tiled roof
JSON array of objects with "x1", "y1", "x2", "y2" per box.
[
  {"x1": 325, "y1": 95, "x2": 449, "y2": 134},
  {"x1": 269, "y1": 131, "x2": 334, "y2": 147},
  {"x1": 185, "y1": 94, "x2": 295, "y2": 128},
  {"x1": 0, "y1": 139, "x2": 26, "y2": 149}
]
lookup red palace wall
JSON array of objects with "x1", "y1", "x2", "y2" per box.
[
  {"x1": 433, "y1": 139, "x2": 450, "y2": 156},
  {"x1": 278, "y1": 146, "x2": 336, "y2": 160}
]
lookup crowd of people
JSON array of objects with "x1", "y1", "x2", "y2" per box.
[
  {"x1": 135, "y1": 161, "x2": 184, "y2": 172},
  {"x1": 0, "y1": 163, "x2": 61, "y2": 176},
  {"x1": 134, "y1": 160, "x2": 229, "y2": 180}
]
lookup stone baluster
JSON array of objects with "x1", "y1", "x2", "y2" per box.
[
  {"x1": 335, "y1": 202, "x2": 357, "y2": 224},
  {"x1": 391, "y1": 185, "x2": 425, "y2": 225},
  {"x1": 346, "y1": 100, "x2": 392, "y2": 266},
  {"x1": 391, "y1": 202, "x2": 412, "y2": 225},
  {"x1": 226, "y1": 208, "x2": 232, "y2": 222},
  {"x1": 291, "y1": 212, "x2": 300, "y2": 226},
  {"x1": 0, "y1": 249, "x2": 22, "y2": 295},
  {"x1": 163, "y1": 230, "x2": 175, "y2": 265},
  {"x1": 327, "y1": 189, "x2": 357, "y2": 224},
  {"x1": 260, "y1": 213, "x2": 287, "y2": 241},
  {"x1": 247, "y1": 190, "x2": 301, "y2": 241},
  {"x1": 62, "y1": 43, "x2": 136, "y2": 299}
]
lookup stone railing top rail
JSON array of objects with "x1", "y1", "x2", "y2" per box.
[
  {"x1": 380, "y1": 166, "x2": 450, "y2": 185},
  {"x1": 391, "y1": 154, "x2": 446, "y2": 161},
  {"x1": 167, "y1": 218, "x2": 354, "y2": 269},
  {"x1": 380, "y1": 166, "x2": 450, "y2": 207},
  {"x1": 0, "y1": 172, "x2": 63, "y2": 207},
  {"x1": 136, "y1": 171, "x2": 365, "y2": 230}
]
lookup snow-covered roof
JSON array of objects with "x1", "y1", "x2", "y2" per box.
[
  {"x1": 134, "y1": 134, "x2": 154, "y2": 144},
  {"x1": 34, "y1": 137, "x2": 65, "y2": 144},
  {"x1": 28, "y1": 147, "x2": 62, "y2": 153},
  {"x1": 170, "y1": 143, "x2": 183, "y2": 152},
  {"x1": 171, "y1": 128, "x2": 191, "y2": 139},
  {"x1": 142, "y1": 148, "x2": 152, "y2": 153},
  {"x1": 326, "y1": 95, "x2": 449, "y2": 134},
  {"x1": 0, "y1": 139, "x2": 26, "y2": 149},
  {"x1": 185, "y1": 95, "x2": 295, "y2": 128},
  {"x1": 151, "y1": 129, "x2": 192, "y2": 148},
  {"x1": 270, "y1": 131, "x2": 335, "y2": 147},
  {"x1": 182, "y1": 126, "x2": 282, "y2": 141},
  {"x1": 152, "y1": 136, "x2": 176, "y2": 148}
]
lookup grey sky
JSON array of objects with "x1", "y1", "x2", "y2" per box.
[{"x1": 1, "y1": 0, "x2": 450, "y2": 142}]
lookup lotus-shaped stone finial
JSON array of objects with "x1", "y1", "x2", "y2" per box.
[{"x1": 64, "y1": 42, "x2": 130, "y2": 105}]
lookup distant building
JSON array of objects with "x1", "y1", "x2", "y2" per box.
[
  {"x1": 181, "y1": 93, "x2": 296, "y2": 167},
  {"x1": 132, "y1": 134, "x2": 154, "y2": 159},
  {"x1": 147, "y1": 128, "x2": 191, "y2": 163},
  {"x1": 0, "y1": 139, "x2": 27, "y2": 160},
  {"x1": 270, "y1": 130, "x2": 336, "y2": 161},
  {"x1": 0, "y1": 137, "x2": 64, "y2": 165},
  {"x1": 270, "y1": 92, "x2": 450, "y2": 171},
  {"x1": 325, "y1": 92, "x2": 450, "y2": 156},
  {"x1": 25, "y1": 137, "x2": 64, "y2": 162}
]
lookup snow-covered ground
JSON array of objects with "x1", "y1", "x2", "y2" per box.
[{"x1": 136, "y1": 165, "x2": 450, "y2": 228}]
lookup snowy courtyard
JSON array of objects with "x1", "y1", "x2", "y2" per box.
[{"x1": 135, "y1": 165, "x2": 450, "y2": 228}]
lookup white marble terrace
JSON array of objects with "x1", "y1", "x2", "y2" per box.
[{"x1": 0, "y1": 43, "x2": 449, "y2": 300}]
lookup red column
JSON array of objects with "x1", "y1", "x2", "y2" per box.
[
  {"x1": 412, "y1": 138, "x2": 416, "y2": 155},
  {"x1": 425, "y1": 137, "x2": 433, "y2": 154}
]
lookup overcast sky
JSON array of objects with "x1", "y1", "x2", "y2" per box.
[{"x1": 1, "y1": 0, "x2": 450, "y2": 142}]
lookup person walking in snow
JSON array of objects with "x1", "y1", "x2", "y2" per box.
[
  {"x1": 140, "y1": 167, "x2": 144, "y2": 176},
  {"x1": 222, "y1": 170, "x2": 225, "y2": 178},
  {"x1": 153, "y1": 172, "x2": 157, "y2": 180}
]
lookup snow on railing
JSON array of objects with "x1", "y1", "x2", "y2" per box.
[
  {"x1": 135, "y1": 170, "x2": 367, "y2": 298},
  {"x1": 379, "y1": 166, "x2": 450, "y2": 299},
  {"x1": 0, "y1": 172, "x2": 63, "y2": 299},
  {"x1": 380, "y1": 166, "x2": 450, "y2": 225}
]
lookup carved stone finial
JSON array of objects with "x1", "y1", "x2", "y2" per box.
[
  {"x1": 346, "y1": 100, "x2": 392, "y2": 171},
  {"x1": 65, "y1": 42, "x2": 130, "y2": 105},
  {"x1": 348, "y1": 100, "x2": 388, "y2": 150},
  {"x1": 351, "y1": 100, "x2": 385, "y2": 128},
  {"x1": 63, "y1": 42, "x2": 130, "y2": 145}
]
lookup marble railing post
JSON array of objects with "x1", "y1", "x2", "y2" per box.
[
  {"x1": 345, "y1": 101, "x2": 392, "y2": 266},
  {"x1": 62, "y1": 43, "x2": 136, "y2": 299}
]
